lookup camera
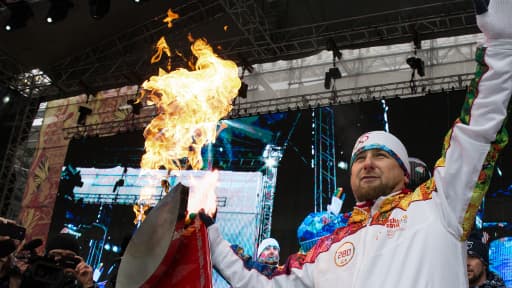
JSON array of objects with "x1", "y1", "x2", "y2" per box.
[
  {"x1": 0, "y1": 222, "x2": 26, "y2": 241},
  {"x1": 21, "y1": 254, "x2": 83, "y2": 288}
]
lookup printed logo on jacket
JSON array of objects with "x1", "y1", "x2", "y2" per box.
[{"x1": 334, "y1": 242, "x2": 355, "y2": 267}]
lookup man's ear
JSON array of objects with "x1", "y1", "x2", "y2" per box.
[{"x1": 404, "y1": 174, "x2": 410, "y2": 185}]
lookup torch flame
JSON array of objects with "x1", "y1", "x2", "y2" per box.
[
  {"x1": 140, "y1": 38, "x2": 241, "y2": 171},
  {"x1": 187, "y1": 170, "x2": 219, "y2": 217},
  {"x1": 163, "y1": 8, "x2": 179, "y2": 28},
  {"x1": 151, "y1": 36, "x2": 171, "y2": 65}
]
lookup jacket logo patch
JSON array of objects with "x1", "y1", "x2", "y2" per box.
[{"x1": 334, "y1": 242, "x2": 355, "y2": 267}]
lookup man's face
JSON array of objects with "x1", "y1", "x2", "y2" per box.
[
  {"x1": 350, "y1": 149, "x2": 407, "y2": 202},
  {"x1": 467, "y1": 255, "x2": 486, "y2": 285},
  {"x1": 48, "y1": 249, "x2": 77, "y2": 260},
  {"x1": 48, "y1": 249, "x2": 81, "y2": 272},
  {"x1": 258, "y1": 245, "x2": 279, "y2": 265}
]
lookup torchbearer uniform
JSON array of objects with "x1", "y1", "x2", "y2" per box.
[{"x1": 207, "y1": 1, "x2": 512, "y2": 287}]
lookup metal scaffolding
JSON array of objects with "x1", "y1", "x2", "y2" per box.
[
  {"x1": 256, "y1": 144, "x2": 283, "y2": 244},
  {"x1": 312, "y1": 107, "x2": 336, "y2": 212}
]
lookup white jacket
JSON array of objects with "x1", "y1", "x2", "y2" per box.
[{"x1": 207, "y1": 28, "x2": 512, "y2": 288}]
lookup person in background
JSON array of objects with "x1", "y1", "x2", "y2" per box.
[
  {"x1": 45, "y1": 233, "x2": 96, "y2": 288},
  {"x1": 21, "y1": 233, "x2": 96, "y2": 288},
  {"x1": 256, "y1": 238, "x2": 280, "y2": 267},
  {"x1": 0, "y1": 218, "x2": 22, "y2": 288},
  {"x1": 407, "y1": 157, "x2": 431, "y2": 190},
  {"x1": 200, "y1": 1, "x2": 512, "y2": 286},
  {"x1": 467, "y1": 233, "x2": 505, "y2": 288}
]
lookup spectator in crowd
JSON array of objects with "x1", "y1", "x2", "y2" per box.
[
  {"x1": 256, "y1": 238, "x2": 280, "y2": 267},
  {"x1": 467, "y1": 234, "x2": 506, "y2": 288},
  {"x1": 21, "y1": 233, "x2": 96, "y2": 288},
  {"x1": 0, "y1": 218, "x2": 22, "y2": 288}
]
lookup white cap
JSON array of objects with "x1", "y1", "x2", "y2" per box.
[
  {"x1": 257, "y1": 238, "x2": 280, "y2": 258},
  {"x1": 350, "y1": 131, "x2": 410, "y2": 177}
]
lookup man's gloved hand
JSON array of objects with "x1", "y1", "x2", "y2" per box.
[
  {"x1": 198, "y1": 209, "x2": 215, "y2": 227},
  {"x1": 474, "y1": 0, "x2": 512, "y2": 41},
  {"x1": 327, "y1": 196, "x2": 342, "y2": 215}
]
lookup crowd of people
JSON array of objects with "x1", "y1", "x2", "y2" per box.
[{"x1": 0, "y1": 216, "x2": 99, "y2": 288}]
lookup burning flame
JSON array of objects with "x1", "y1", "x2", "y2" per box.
[
  {"x1": 163, "y1": 8, "x2": 179, "y2": 28},
  {"x1": 151, "y1": 36, "x2": 171, "y2": 65},
  {"x1": 134, "y1": 8, "x2": 236, "y2": 219},
  {"x1": 133, "y1": 185, "x2": 154, "y2": 224},
  {"x1": 133, "y1": 203, "x2": 150, "y2": 225},
  {"x1": 140, "y1": 38, "x2": 241, "y2": 171},
  {"x1": 186, "y1": 170, "x2": 219, "y2": 217}
]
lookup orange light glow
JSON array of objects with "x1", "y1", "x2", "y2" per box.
[
  {"x1": 151, "y1": 36, "x2": 171, "y2": 65},
  {"x1": 223, "y1": 25, "x2": 228, "y2": 32},
  {"x1": 133, "y1": 203, "x2": 150, "y2": 225},
  {"x1": 163, "y1": 8, "x2": 179, "y2": 28},
  {"x1": 140, "y1": 38, "x2": 241, "y2": 171}
]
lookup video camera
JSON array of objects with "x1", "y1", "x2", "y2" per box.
[{"x1": 19, "y1": 243, "x2": 83, "y2": 288}]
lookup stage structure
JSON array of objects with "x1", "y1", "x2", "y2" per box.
[
  {"x1": 61, "y1": 166, "x2": 273, "y2": 286},
  {"x1": 312, "y1": 107, "x2": 337, "y2": 212}
]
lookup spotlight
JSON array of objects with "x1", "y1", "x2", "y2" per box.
[
  {"x1": 77, "y1": 106, "x2": 92, "y2": 125},
  {"x1": 238, "y1": 82, "x2": 248, "y2": 99},
  {"x1": 328, "y1": 67, "x2": 342, "y2": 79},
  {"x1": 324, "y1": 68, "x2": 342, "y2": 90},
  {"x1": 4, "y1": 1, "x2": 33, "y2": 31},
  {"x1": 127, "y1": 99, "x2": 143, "y2": 115},
  {"x1": 326, "y1": 38, "x2": 342, "y2": 60},
  {"x1": 324, "y1": 72, "x2": 331, "y2": 90},
  {"x1": 113, "y1": 178, "x2": 125, "y2": 193},
  {"x1": 46, "y1": 0, "x2": 74, "y2": 24},
  {"x1": 406, "y1": 57, "x2": 425, "y2": 77},
  {"x1": 89, "y1": 0, "x2": 110, "y2": 19}
]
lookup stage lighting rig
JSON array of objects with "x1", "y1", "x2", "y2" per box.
[
  {"x1": 77, "y1": 106, "x2": 92, "y2": 125},
  {"x1": 237, "y1": 58, "x2": 253, "y2": 99},
  {"x1": 324, "y1": 38, "x2": 342, "y2": 90},
  {"x1": 127, "y1": 99, "x2": 143, "y2": 115},
  {"x1": 406, "y1": 56, "x2": 425, "y2": 77},
  {"x1": 4, "y1": 1, "x2": 33, "y2": 31},
  {"x1": 46, "y1": 0, "x2": 74, "y2": 23}
]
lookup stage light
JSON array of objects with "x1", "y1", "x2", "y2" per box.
[
  {"x1": 89, "y1": 0, "x2": 110, "y2": 19},
  {"x1": 328, "y1": 67, "x2": 342, "y2": 80},
  {"x1": 324, "y1": 72, "x2": 331, "y2": 90},
  {"x1": 337, "y1": 161, "x2": 348, "y2": 170},
  {"x1": 238, "y1": 82, "x2": 248, "y2": 99},
  {"x1": 406, "y1": 56, "x2": 425, "y2": 77},
  {"x1": 4, "y1": 1, "x2": 33, "y2": 31},
  {"x1": 324, "y1": 39, "x2": 342, "y2": 90},
  {"x1": 127, "y1": 99, "x2": 143, "y2": 115},
  {"x1": 104, "y1": 243, "x2": 111, "y2": 251},
  {"x1": 77, "y1": 106, "x2": 92, "y2": 125},
  {"x1": 326, "y1": 38, "x2": 342, "y2": 60},
  {"x1": 265, "y1": 158, "x2": 277, "y2": 167},
  {"x1": 112, "y1": 245, "x2": 120, "y2": 253},
  {"x1": 113, "y1": 178, "x2": 124, "y2": 193},
  {"x1": 2, "y1": 96, "x2": 10, "y2": 104},
  {"x1": 46, "y1": 0, "x2": 74, "y2": 24}
]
